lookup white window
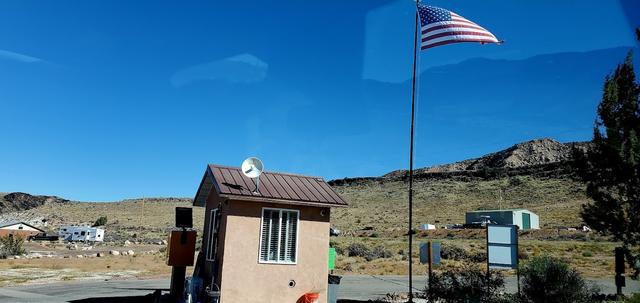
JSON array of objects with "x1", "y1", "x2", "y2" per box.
[
  {"x1": 206, "y1": 209, "x2": 218, "y2": 261},
  {"x1": 259, "y1": 208, "x2": 299, "y2": 264}
]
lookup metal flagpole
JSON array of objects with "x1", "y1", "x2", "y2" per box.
[{"x1": 407, "y1": 1, "x2": 420, "y2": 302}]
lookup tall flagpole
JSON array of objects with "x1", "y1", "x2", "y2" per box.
[{"x1": 407, "y1": 1, "x2": 420, "y2": 302}]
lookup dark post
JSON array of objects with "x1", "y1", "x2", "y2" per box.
[
  {"x1": 169, "y1": 207, "x2": 194, "y2": 302},
  {"x1": 407, "y1": 1, "x2": 420, "y2": 302},
  {"x1": 427, "y1": 240, "x2": 433, "y2": 302},
  {"x1": 170, "y1": 266, "x2": 186, "y2": 301},
  {"x1": 615, "y1": 247, "x2": 626, "y2": 299},
  {"x1": 486, "y1": 225, "x2": 490, "y2": 297},
  {"x1": 516, "y1": 226, "x2": 520, "y2": 298}
]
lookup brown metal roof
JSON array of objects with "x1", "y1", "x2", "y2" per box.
[{"x1": 193, "y1": 164, "x2": 348, "y2": 208}]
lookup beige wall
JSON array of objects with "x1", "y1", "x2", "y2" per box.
[{"x1": 219, "y1": 200, "x2": 330, "y2": 303}]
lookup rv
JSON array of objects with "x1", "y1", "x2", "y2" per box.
[{"x1": 58, "y1": 226, "x2": 105, "y2": 242}]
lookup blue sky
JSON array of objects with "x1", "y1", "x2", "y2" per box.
[{"x1": 0, "y1": 0, "x2": 638, "y2": 201}]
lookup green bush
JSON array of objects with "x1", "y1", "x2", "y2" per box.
[
  {"x1": 93, "y1": 216, "x2": 108, "y2": 227},
  {"x1": 441, "y1": 245, "x2": 468, "y2": 261},
  {"x1": 346, "y1": 243, "x2": 392, "y2": 261},
  {"x1": 369, "y1": 246, "x2": 392, "y2": 260},
  {"x1": 626, "y1": 294, "x2": 640, "y2": 303},
  {"x1": 0, "y1": 235, "x2": 26, "y2": 257},
  {"x1": 428, "y1": 264, "x2": 505, "y2": 303},
  {"x1": 520, "y1": 255, "x2": 599, "y2": 303},
  {"x1": 347, "y1": 243, "x2": 370, "y2": 258}
]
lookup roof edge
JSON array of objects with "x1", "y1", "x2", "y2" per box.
[
  {"x1": 208, "y1": 164, "x2": 325, "y2": 180},
  {"x1": 221, "y1": 194, "x2": 348, "y2": 208},
  {"x1": 0, "y1": 221, "x2": 45, "y2": 232}
]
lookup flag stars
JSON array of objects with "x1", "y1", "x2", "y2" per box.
[{"x1": 418, "y1": 4, "x2": 452, "y2": 26}]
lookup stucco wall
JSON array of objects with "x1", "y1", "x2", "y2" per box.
[{"x1": 219, "y1": 200, "x2": 330, "y2": 303}]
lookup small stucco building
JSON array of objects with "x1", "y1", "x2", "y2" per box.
[
  {"x1": 0, "y1": 221, "x2": 45, "y2": 238},
  {"x1": 192, "y1": 164, "x2": 348, "y2": 303},
  {"x1": 465, "y1": 209, "x2": 540, "y2": 230}
]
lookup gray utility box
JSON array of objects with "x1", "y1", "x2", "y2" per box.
[{"x1": 328, "y1": 275, "x2": 342, "y2": 303}]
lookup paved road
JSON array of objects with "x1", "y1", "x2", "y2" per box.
[
  {"x1": 0, "y1": 279, "x2": 165, "y2": 303},
  {"x1": 338, "y1": 275, "x2": 640, "y2": 300},
  {"x1": 0, "y1": 275, "x2": 637, "y2": 302}
]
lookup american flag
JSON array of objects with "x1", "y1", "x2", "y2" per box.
[{"x1": 418, "y1": 4, "x2": 500, "y2": 50}]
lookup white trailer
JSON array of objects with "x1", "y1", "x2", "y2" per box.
[{"x1": 58, "y1": 226, "x2": 105, "y2": 242}]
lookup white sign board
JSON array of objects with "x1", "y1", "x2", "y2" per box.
[{"x1": 487, "y1": 225, "x2": 518, "y2": 269}]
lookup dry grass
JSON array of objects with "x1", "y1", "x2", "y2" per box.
[
  {"x1": 327, "y1": 174, "x2": 626, "y2": 277},
  {"x1": 1, "y1": 173, "x2": 619, "y2": 284},
  {"x1": 332, "y1": 176, "x2": 589, "y2": 235},
  {"x1": 329, "y1": 236, "x2": 620, "y2": 278}
]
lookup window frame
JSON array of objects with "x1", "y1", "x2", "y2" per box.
[
  {"x1": 206, "y1": 208, "x2": 219, "y2": 261},
  {"x1": 258, "y1": 207, "x2": 300, "y2": 265}
]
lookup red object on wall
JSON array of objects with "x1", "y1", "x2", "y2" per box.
[{"x1": 304, "y1": 292, "x2": 320, "y2": 303}]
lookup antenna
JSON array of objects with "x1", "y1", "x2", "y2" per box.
[{"x1": 241, "y1": 157, "x2": 264, "y2": 194}]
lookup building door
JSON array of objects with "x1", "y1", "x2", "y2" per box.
[
  {"x1": 206, "y1": 209, "x2": 219, "y2": 262},
  {"x1": 522, "y1": 213, "x2": 531, "y2": 230}
]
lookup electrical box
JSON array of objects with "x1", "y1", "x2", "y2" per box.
[
  {"x1": 166, "y1": 229, "x2": 197, "y2": 267},
  {"x1": 328, "y1": 248, "x2": 336, "y2": 270},
  {"x1": 175, "y1": 207, "x2": 193, "y2": 228}
]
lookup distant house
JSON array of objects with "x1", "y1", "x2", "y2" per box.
[
  {"x1": 465, "y1": 209, "x2": 540, "y2": 230},
  {"x1": 192, "y1": 164, "x2": 348, "y2": 303},
  {"x1": 0, "y1": 221, "x2": 45, "y2": 238},
  {"x1": 419, "y1": 223, "x2": 436, "y2": 230},
  {"x1": 58, "y1": 226, "x2": 105, "y2": 242}
]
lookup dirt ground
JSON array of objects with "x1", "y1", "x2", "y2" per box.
[{"x1": 0, "y1": 241, "x2": 187, "y2": 286}]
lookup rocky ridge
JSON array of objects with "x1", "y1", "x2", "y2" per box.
[
  {"x1": 0, "y1": 192, "x2": 69, "y2": 214},
  {"x1": 328, "y1": 138, "x2": 591, "y2": 187}
]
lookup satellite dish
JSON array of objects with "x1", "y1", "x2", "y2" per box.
[{"x1": 241, "y1": 157, "x2": 264, "y2": 193}]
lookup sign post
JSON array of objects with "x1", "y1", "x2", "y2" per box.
[
  {"x1": 167, "y1": 207, "x2": 196, "y2": 301},
  {"x1": 615, "y1": 247, "x2": 625, "y2": 299},
  {"x1": 487, "y1": 225, "x2": 519, "y2": 295},
  {"x1": 420, "y1": 241, "x2": 440, "y2": 301}
]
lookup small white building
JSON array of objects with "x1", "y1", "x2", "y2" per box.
[
  {"x1": 419, "y1": 223, "x2": 436, "y2": 230},
  {"x1": 0, "y1": 221, "x2": 45, "y2": 238},
  {"x1": 58, "y1": 226, "x2": 105, "y2": 242},
  {"x1": 465, "y1": 209, "x2": 540, "y2": 230}
]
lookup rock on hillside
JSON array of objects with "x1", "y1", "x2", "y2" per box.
[
  {"x1": 0, "y1": 192, "x2": 69, "y2": 214},
  {"x1": 384, "y1": 138, "x2": 591, "y2": 178}
]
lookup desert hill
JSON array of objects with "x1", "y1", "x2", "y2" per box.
[
  {"x1": 330, "y1": 138, "x2": 591, "y2": 235},
  {"x1": 0, "y1": 138, "x2": 591, "y2": 240}
]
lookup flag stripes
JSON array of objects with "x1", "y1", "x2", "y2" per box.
[{"x1": 418, "y1": 5, "x2": 500, "y2": 50}]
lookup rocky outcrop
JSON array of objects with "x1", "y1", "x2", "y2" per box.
[
  {"x1": 384, "y1": 138, "x2": 591, "y2": 177},
  {"x1": 0, "y1": 192, "x2": 69, "y2": 214},
  {"x1": 331, "y1": 138, "x2": 592, "y2": 186}
]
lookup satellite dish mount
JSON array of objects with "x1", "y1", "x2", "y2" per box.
[{"x1": 241, "y1": 157, "x2": 264, "y2": 194}]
